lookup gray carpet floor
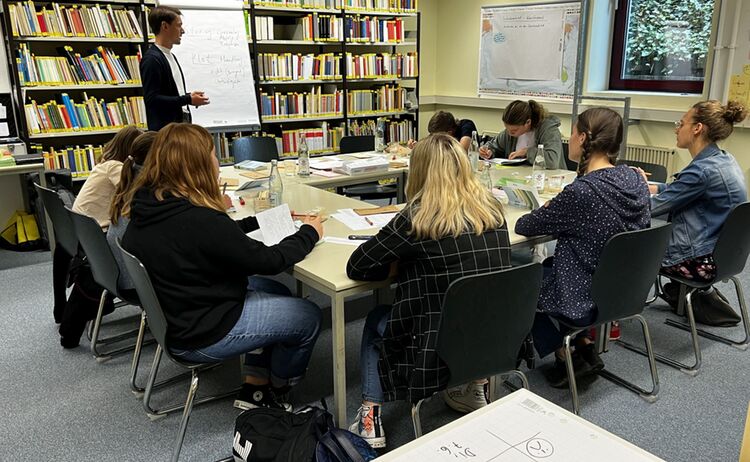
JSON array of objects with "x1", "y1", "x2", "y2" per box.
[{"x1": 0, "y1": 247, "x2": 748, "y2": 462}]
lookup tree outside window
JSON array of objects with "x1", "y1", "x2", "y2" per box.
[{"x1": 610, "y1": 0, "x2": 715, "y2": 92}]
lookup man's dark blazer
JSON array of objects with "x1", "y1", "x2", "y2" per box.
[{"x1": 140, "y1": 44, "x2": 191, "y2": 131}]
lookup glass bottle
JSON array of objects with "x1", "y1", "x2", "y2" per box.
[
  {"x1": 532, "y1": 144, "x2": 546, "y2": 191},
  {"x1": 268, "y1": 159, "x2": 283, "y2": 207},
  {"x1": 297, "y1": 134, "x2": 310, "y2": 177}
]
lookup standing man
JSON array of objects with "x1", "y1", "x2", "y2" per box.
[{"x1": 141, "y1": 6, "x2": 210, "y2": 131}]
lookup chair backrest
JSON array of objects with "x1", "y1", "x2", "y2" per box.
[
  {"x1": 616, "y1": 159, "x2": 668, "y2": 183},
  {"x1": 563, "y1": 143, "x2": 578, "y2": 172},
  {"x1": 231, "y1": 136, "x2": 279, "y2": 163},
  {"x1": 33, "y1": 183, "x2": 78, "y2": 255},
  {"x1": 713, "y1": 202, "x2": 750, "y2": 281},
  {"x1": 68, "y1": 209, "x2": 121, "y2": 297},
  {"x1": 339, "y1": 135, "x2": 374, "y2": 154},
  {"x1": 591, "y1": 223, "x2": 672, "y2": 324},
  {"x1": 117, "y1": 241, "x2": 170, "y2": 350},
  {"x1": 436, "y1": 263, "x2": 543, "y2": 387}
]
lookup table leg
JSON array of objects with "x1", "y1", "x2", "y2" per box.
[{"x1": 332, "y1": 292, "x2": 347, "y2": 427}]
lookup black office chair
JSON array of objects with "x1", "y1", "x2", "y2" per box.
[
  {"x1": 231, "y1": 136, "x2": 279, "y2": 163},
  {"x1": 411, "y1": 263, "x2": 543, "y2": 437},
  {"x1": 557, "y1": 224, "x2": 671, "y2": 415},
  {"x1": 34, "y1": 183, "x2": 80, "y2": 322},
  {"x1": 118, "y1": 243, "x2": 239, "y2": 462},
  {"x1": 68, "y1": 209, "x2": 143, "y2": 362},
  {"x1": 339, "y1": 135, "x2": 398, "y2": 203},
  {"x1": 625, "y1": 203, "x2": 750, "y2": 376},
  {"x1": 616, "y1": 159, "x2": 668, "y2": 183}
]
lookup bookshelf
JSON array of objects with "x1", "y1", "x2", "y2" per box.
[
  {"x1": 245, "y1": 0, "x2": 419, "y2": 158},
  {"x1": 1, "y1": 0, "x2": 149, "y2": 177}
]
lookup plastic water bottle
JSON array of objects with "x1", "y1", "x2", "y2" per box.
[
  {"x1": 297, "y1": 134, "x2": 310, "y2": 177},
  {"x1": 374, "y1": 118, "x2": 385, "y2": 152},
  {"x1": 532, "y1": 144, "x2": 546, "y2": 191},
  {"x1": 268, "y1": 159, "x2": 283, "y2": 206},
  {"x1": 468, "y1": 130, "x2": 480, "y2": 171}
]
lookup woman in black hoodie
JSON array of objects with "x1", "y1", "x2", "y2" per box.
[
  {"x1": 122, "y1": 123, "x2": 323, "y2": 411},
  {"x1": 515, "y1": 108, "x2": 650, "y2": 388}
]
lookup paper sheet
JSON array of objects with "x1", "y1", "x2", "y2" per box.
[
  {"x1": 253, "y1": 203, "x2": 296, "y2": 246},
  {"x1": 388, "y1": 389, "x2": 663, "y2": 462},
  {"x1": 489, "y1": 157, "x2": 526, "y2": 166},
  {"x1": 331, "y1": 209, "x2": 396, "y2": 230},
  {"x1": 0, "y1": 105, "x2": 7, "y2": 119},
  {"x1": 312, "y1": 170, "x2": 343, "y2": 178},
  {"x1": 0, "y1": 123, "x2": 8, "y2": 137}
]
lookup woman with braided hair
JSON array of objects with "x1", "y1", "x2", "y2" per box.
[
  {"x1": 645, "y1": 100, "x2": 747, "y2": 320},
  {"x1": 515, "y1": 107, "x2": 650, "y2": 388}
]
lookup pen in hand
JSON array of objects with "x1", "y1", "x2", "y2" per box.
[{"x1": 222, "y1": 182, "x2": 228, "y2": 195}]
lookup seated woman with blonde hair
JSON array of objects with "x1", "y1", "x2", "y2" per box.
[
  {"x1": 347, "y1": 133, "x2": 512, "y2": 448},
  {"x1": 121, "y1": 123, "x2": 323, "y2": 410}
]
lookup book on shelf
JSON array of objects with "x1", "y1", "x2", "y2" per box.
[
  {"x1": 254, "y1": 16, "x2": 275, "y2": 40},
  {"x1": 7, "y1": 2, "x2": 143, "y2": 39},
  {"x1": 345, "y1": 16, "x2": 404, "y2": 42},
  {"x1": 348, "y1": 117, "x2": 412, "y2": 142},
  {"x1": 280, "y1": 122, "x2": 344, "y2": 156},
  {"x1": 17, "y1": 43, "x2": 141, "y2": 86},
  {"x1": 345, "y1": 51, "x2": 417, "y2": 78},
  {"x1": 342, "y1": 0, "x2": 418, "y2": 12},
  {"x1": 297, "y1": 13, "x2": 343, "y2": 41},
  {"x1": 251, "y1": 0, "x2": 344, "y2": 9},
  {"x1": 347, "y1": 84, "x2": 405, "y2": 114},
  {"x1": 260, "y1": 85, "x2": 343, "y2": 119},
  {"x1": 41, "y1": 144, "x2": 104, "y2": 177},
  {"x1": 24, "y1": 94, "x2": 146, "y2": 134},
  {"x1": 258, "y1": 52, "x2": 342, "y2": 81}
]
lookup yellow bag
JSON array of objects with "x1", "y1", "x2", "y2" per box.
[{"x1": 1, "y1": 210, "x2": 41, "y2": 250}]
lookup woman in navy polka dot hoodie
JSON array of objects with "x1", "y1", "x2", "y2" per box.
[{"x1": 516, "y1": 107, "x2": 651, "y2": 388}]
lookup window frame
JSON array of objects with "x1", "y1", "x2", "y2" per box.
[{"x1": 608, "y1": 0, "x2": 710, "y2": 93}]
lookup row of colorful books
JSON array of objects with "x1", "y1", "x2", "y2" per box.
[
  {"x1": 257, "y1": 51, "x2": 417, "y2": 80},
  {"x1": 7, "y1": 1, "x2": 143, "y2": 39},
  {"x1": 258, "y1": 52, "x2": 341, "y2": 81},
  {"x1": 17, "y1": 44, "x2": 140, "y2": 86},
  {"x1": 347, "y1": 85, "x2": 405, "y2": 114},
  {"x1": 297, "y1": 14, "x2": 343, "y2": 41},
  {"x1": 345, "y1": 16, "x2": 405, "y2": 42},
  {"x1": 348, "y1": 117, "x2": 412, "y2": 142},
  {"x1": 250, "y1": 0, "x2": 418, "y2": 12},
  {"x1": 260, "y1": 86, "x2": 344, "y2": 119},
  {"x1": 25, "y1": 94, "x2": 146, "y2": 134},
  {"x1": 345, "y1": 51, "x2": 417, "y2": 78},
  {"x1": 278, "y1": 123, "x2": 344, "y2": 156},
  {"x1": 40, "y1": 144, "x2": 104, "y2": 177}
]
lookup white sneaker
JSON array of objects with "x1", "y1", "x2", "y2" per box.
[
  {"x1": 442, "y1": 382, "x2": 488, "y2": 414},
  {"x1": 348, "y1": 404, "x2": 386, "y2": 449}
]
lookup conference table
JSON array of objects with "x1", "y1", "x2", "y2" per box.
[{"x1": 219, "y1": 155, "x2": 564, "y2": 426}]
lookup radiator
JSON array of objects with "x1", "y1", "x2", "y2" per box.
[{"x1": 559, "y1": 138, "x2": 675, "y2": 176}]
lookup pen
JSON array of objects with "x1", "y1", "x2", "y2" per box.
[
  {"x1": 222, "y1": 182, "x2": 228, "y2": 195},
  {"x1": 365, "y1": 217, "x2": 374, "y2": 226},
  {"x1": 348, "y1": 235, "x2": 372, "y2": 240}
]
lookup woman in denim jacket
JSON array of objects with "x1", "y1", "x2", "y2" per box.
[{"x1": 646, "y1": 100, "x2": 747, "y2": 310}]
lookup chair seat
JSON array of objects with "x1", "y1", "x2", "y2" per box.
[{"x1": 659, "y1": 270, "x2": 714, "y2": 290}]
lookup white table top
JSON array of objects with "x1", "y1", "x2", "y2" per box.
[{"x1": 376, "y1": 388, "x2": 664, "y2": 461}]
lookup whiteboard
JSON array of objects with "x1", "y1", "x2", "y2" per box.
[
  {"x1": 0, "y1": 31, "x2": 12, "y2": 93},
  {"x1": 171, "y1": 7, "x2": 260, "y2": 131},
  {"x1": 478, "y1": 2, "x2": 580, "y2": 100}
]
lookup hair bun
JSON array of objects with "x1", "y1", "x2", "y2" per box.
[{"x1": 723, "y1": 100, "x2": 748, "y2": 124}]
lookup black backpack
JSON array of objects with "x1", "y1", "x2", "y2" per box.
[{"x1": 233, "y1": 405, "x2": 377, "y2": 462}]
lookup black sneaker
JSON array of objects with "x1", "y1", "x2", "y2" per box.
[
  {"x1": 545, "y1": 355, "x2": 593, "y2": 389},
  {"x1": 578, "y1": 343, "x2": 604, "y2": 372},
  {"x1": 660, "y1": 282, "x2": 680, "y2": 310},
  {"x1": 234, "y1": 384, "x2": 292, "y2": 412}
]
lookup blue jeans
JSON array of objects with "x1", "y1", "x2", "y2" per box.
[
  {"x1": 360, "y1": 305, "x2": 391, "y2": 404},
  {"x1": 172, "y1": 277, "x2": 321, "y2": 388}
]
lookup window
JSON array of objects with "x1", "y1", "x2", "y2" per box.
[{"x1": 609, "y1": 0, "x2": 715, "y2": 93}]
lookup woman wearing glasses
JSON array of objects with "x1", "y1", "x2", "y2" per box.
[{"x1": 645, "y1": 100, "x2": 747, "y2": 318}]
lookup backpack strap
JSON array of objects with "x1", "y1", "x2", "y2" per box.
[{"x1": 326, "y1": 429, "x2": 366, "y2": 462}]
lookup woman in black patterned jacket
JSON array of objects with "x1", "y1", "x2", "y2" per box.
[{"x1": 346, "y1": 133, "x2": 512, "y2": 449}]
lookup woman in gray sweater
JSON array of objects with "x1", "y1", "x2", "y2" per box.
[{"x1": 479, "y1": 99, "x2": 566, "y2": 169}]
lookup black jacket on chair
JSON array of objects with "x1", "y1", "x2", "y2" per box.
[{"x1": 140, "y1": 44, "x2": 191, "y2": 131}]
